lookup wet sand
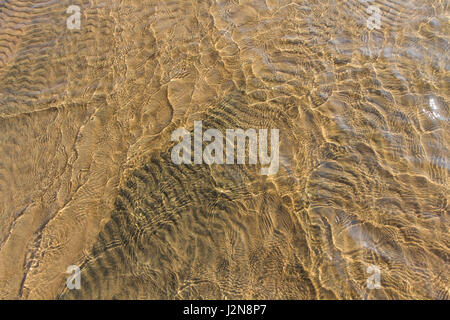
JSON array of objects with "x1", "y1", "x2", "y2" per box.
[{"x1": 0, "y1": 0, "x2": 448, "y2": 299}]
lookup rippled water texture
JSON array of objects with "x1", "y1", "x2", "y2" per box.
[{"x1": 0, "y1": 0, "x2": 448, "y2": 299}]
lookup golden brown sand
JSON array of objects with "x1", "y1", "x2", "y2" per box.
[{"x1": 0, "y1": 0, "x2": 448, "y2": 299}]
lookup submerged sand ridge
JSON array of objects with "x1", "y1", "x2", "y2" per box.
[{"x1": 0, "y1": 0, "x2": 448, "y2": 299}]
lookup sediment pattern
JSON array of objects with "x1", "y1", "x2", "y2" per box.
[{"x1": 0, "y1": 0, "x2": 448, "y2": 299}]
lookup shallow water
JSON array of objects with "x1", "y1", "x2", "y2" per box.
[{"x1": 0, "y1": 0, "x2": 448, "y2": 299}]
